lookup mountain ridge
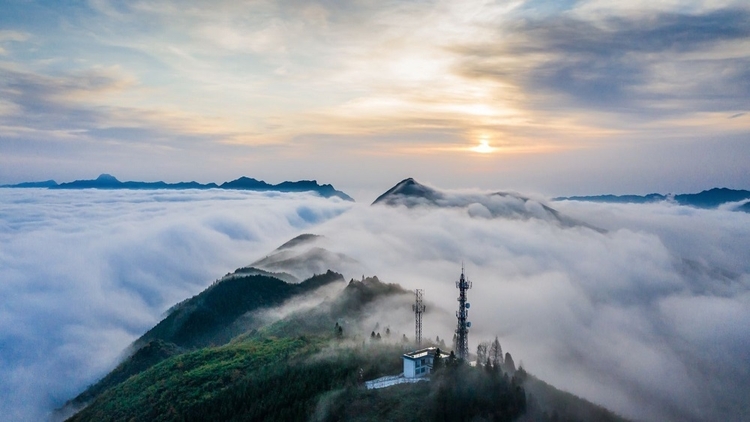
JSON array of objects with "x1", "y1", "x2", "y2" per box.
[
  {"x1": 59, "y1": 233, "x2": 630, "y2": 422},
  {"x1": 555, "y1": 187, "x2": 750, "y2": 210},
  {"x1": 1, "y1": 174, "x2": 354, "y2": 201},
  {"x1": 373, "y1": 178, "x2": 603, "y2": 231}
]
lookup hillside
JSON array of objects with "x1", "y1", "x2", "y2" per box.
[
  {"x1": 59, "y1": 270, "x2": 345, "y2": 416},
  {"x1": 135, "y1": 271, "x2": 345, "y2": 349},
  {"x1": 61, "y1": 232, "x2": 630, "y2": 422},
  {"x1": 62, "y1": 273, "x2": 629, "y2": 422}
]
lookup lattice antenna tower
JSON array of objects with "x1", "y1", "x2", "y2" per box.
[
  {"x1": 455, "y1": 264, "x2": 472, "y2": 360},
  {"x1": 413, "y1": 289, "x2": 426, "y2": 346}
]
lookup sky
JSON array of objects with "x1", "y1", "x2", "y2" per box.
[
  {"x1": 1, "y1": 188, "x2": 748, "y2": 421},
  {"x1": 1, "y1": 0, "x2": 749, "y2": 197}
]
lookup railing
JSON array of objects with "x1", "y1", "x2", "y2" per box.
[{"x1": 364, "y1": 374, "x2": 430, "y2": 390}]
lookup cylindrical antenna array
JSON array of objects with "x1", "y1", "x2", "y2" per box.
[
  {"x1": 413, "y1": 289, "x2": 426, "y2": 346},
  {"x1": 455, "y1": 266, "x2": 472, "y2": 360}
]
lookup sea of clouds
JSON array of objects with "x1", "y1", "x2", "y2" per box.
[
  {"x1": 308, "y1": 196, "x2": 750, "y2": 422},
  {"x1": 1, "y1": 187, "x2": 748, "y2": 422},
  {"x1": 0, "y1": 188, "x2": 352, "y2": 421}
]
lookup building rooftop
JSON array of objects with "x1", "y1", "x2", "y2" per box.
[{"x1": 403, "y1": 346, "x2": 450, "y2": 360}]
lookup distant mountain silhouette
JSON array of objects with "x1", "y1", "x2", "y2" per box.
[
  {"x1": 555, "y1": 193, "x2": 666, "y2": 204},
  {"x1": 556, "y1": 188, "x2": 750, "y2": 210},
  {"x1": 1, "y1": 180, "x2": 58, "y2": 188},
  {"x1": 674, "y1": 188, "x2": 750, "y2": 208},
  {"x1": 373, "y1": 178, "x2": 601, "y2": 231},
  {"x1": 3, "y1": 174, "x2": 353, "y2": 200}
]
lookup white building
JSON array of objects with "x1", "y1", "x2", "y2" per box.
[{"x1": 402, "y1": 347, "x2": 450, "y2": 378}]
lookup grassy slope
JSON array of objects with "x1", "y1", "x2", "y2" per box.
[
  {"x1": 62, "y1": 271, "x2": 344, "y2": 414},
  {"x1": 137, "y1": 270, "x2": 344, "y2": 349},
  {"x1": 67, "y1": 337, "x2": 405, "y2": 422}
]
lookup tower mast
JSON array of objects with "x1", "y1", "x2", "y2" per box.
[
  {"x1": 413, "y1": 289, "x2": 426, "y2": 346},
  {"x1": 455, "y1": 264, "x2": 472, "y2": 360}
]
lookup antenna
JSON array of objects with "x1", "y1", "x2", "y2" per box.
[
  {"x1": 413, "y1": 289, "x2": 426, "y2": 346},
  {"x1": 455, "y1": 266, "x2": 472, "y2": 360}
]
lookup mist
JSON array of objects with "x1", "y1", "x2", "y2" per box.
[
  {"x1": 304, "y1": 199, "x2": 750, "y2": 422},
  {"x1": 2, "y1": 187, "x2": 748, "y2": 422},
  {"x1": 0, "y1": 188, "x2": 351, "y2": 421}
]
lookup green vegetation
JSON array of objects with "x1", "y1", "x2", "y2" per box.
[
  {"x1": 63, "y1": 271, "x2": 345, "y2": 413},
  {"x1": 139, "y1": 271, "x2": 344, "y2": 349},
  {"x1": 64, "y1": 268, "x2": 629, "y2": 422},
  {"x1": 319, "y1": 360, "x2": 527, "y2": 422},
  {"x1": 68, "y1": 337, "x2": 405, "y2": 422},
  {"x1": 68, "y1": 340, "x2": 182, "y2": 407}
]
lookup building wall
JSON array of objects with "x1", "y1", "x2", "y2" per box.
[
  {"x1": 403, "y1": 358, "x2": 416, "y2": 378},
  {"x1": 404, "y1": 357, "x2": 434, "y2": 378}
]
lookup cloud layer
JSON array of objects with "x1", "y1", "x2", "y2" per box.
[
  {"x1": 308, "y1": 197, "x2": 750, "y2": 422},
  {"x1": 0, "y1": 188, "x2": 351, "y2": 421},
  {"x1": 2, "y1": 187, "x2": 749, "y2": 422}
]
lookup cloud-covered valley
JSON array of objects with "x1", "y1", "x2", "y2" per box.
[
  {"x1": 0, "y1": 189, "x2": 351, "y2": 421},
  {"x1": 300, "y1": 192, "x2": 750, "y2": 422},
  {"x1": 1, "y1": 186, "x2": 748, "y2": 421}
]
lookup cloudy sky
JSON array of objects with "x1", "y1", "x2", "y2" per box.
[{"x1": 1, "y1": 0, "x2": 749, "y2": 197}]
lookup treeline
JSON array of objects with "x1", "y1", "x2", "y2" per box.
[
  {"x1": 318, "y1": 349, "x2": 527, "y2": 422},
  {"x1": 432, "y1": 360, "x2": 527, "y2": 422}
]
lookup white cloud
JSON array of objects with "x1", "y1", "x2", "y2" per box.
[
  {"x1": 308, "y1": 198, "x2": 750, "y2": 422},
  {"x1": 0, "y1": 188, "x2": 351, "y2": 421},
  {"x1": 1, "y1": 188, "x2": 748, "y2": 421}
]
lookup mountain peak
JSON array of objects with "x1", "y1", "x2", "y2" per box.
[
  {"x1": 372, "y1": 178, "x2": 443, "y2": 205},
  {"x1": 96, "y1": 174, "x2": 119, "y2": 183}
]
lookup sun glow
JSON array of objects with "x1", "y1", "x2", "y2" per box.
[{"x1": 471, "y1": 139, "x2": 495, "y2": 154}]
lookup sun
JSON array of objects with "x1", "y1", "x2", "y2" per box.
[{"x1": 471, "y1": 139, "x2": 495, "y2": 154}]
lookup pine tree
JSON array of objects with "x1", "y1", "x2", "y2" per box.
[
  {"x1": 476, "y1": 342, "x2": 488, "y2": 366},
  {"x1": 504, "y1": 352, "x2": 515, "y2": 372},
  {"x1": 489, "y1": 336, "x2": 503, "y2": 367}
]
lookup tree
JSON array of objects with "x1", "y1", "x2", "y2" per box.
[
  {"x1": 447, "y1": 350, "x2": 458, "y2": 367},
  {"x1": 433, "y1": 348, "x2": 443, "y2": 371},
  {"x1": 385, "y1": 327, "x2": 390, "y2": 337},
  {"x1": 476, "y1": 342, "x2": 488, "y2": 366},
  {"x1": 504, "y1": 352, "x2": 515, "y2": 372},
  {"x1": 489, "y1": 336, "x2": 503, "y2": 367}
]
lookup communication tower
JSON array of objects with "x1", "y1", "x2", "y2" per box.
[
  {"x1": 413, "y1": 289, "x2": 426, "y2": 346},
  {"x1": 455, "y1": 265, "x2": 472, "y2": 360}
]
